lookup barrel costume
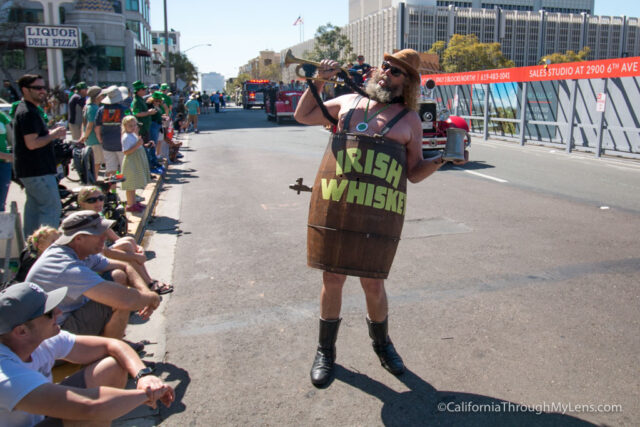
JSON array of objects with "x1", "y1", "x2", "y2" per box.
[{"x1": 309, "y1": 95, "x2": 409, "y2": 386}]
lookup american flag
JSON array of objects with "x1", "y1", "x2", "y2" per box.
[{"x1": 293, "y1": 16, "x2": 303, "y2": 26}]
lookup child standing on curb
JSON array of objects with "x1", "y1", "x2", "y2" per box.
[{"x1": 120, "y1": 116, "x2": 150, "y2": 213}]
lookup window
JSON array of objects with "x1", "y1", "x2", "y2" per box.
[
  {"x1": 2, "y1": 50, "x2": 25, "y2": 69},
  {"x1": 125, "y1": 0, "x2": 139, "y2": 12},
  {"x1": 97, "y1": 46, "x2": 125, "y2": 71},
  {"x1": 126, "y1": 20, "x2": 141, "y2": 39},
  {"x1": 112, "y1": 0, "x2": 122, "y2": 13},
  {"x1": 37, "y1": 50, "x2": 48, "y2": 71},
  {"x1": 8, "y1": 7, "x2": 44, "y2": 23}
]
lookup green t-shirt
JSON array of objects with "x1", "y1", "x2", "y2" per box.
[
  {"x1": 131, "y1": 95, "x2": 150, "y2": 136},
  {"x1": 0, "y1": 111, "x2": 11, "y2": 160},
  {"x1": 161, "y1": 93, "x2": 172, "y2": 108},
  {"x1": 83, "y1": 103, "x2": 100, "y2": 146},
  {"x1": 9, "y1": 101, "x2": 48, "y2": 123}
]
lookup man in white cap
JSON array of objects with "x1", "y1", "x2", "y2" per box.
[
  {"x1": 26, "y1": 211, "x2": 161, "y2": 341},
  {"x1": 0, "y1": 282, "x2": 175, "y2": 426},
  {"x1": 96, "y1": 85, "x2": 131, "y2": 177}
]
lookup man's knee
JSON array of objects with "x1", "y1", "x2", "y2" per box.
[
  {"x1": 360, "y1": 278, "x2": 386, "y2": 297},
  {"x1": 111, "y1": 269, "x2": 127, "y2": 285},
  {"x1": 84, "y1": 356, "x2": 127, "y2": 389},
  {"x1": 323, "y1": 272, "x2": 347, "y2": 290}
]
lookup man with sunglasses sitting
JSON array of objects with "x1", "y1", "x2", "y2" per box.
[
  {"x1": 295, "y1": 49, "x2": 469, "y2": 387},
  {"x1": 0, "y1": 282, "x2": 174, "y2": 426},
  {"x1": 11, "y1": 74, "x2": 68, "y2": 237},
  {"x1": 25, "y1": 211, "x2": 161, "y2": 344}
]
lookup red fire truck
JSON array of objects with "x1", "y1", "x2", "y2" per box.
[
  {"x1": 419, "y1": 79, "x2": 471, "y2": 156},
  {"x1": 264, "y1": 86, "x2": 304, "y2": 124},
  {"x1": 241, "y1": 79, "x2": 270, "y2": 109}
]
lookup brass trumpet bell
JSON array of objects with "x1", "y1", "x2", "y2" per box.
[{"x1": 284, "y1": 49, "x2": 348, "y2": 86}]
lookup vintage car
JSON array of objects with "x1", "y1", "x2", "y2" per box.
[
  {"x1": 265, "y1": 86, "x2": 304, "y2": 124},
  {"x1": 420, "y1": 79, "x2": 471, "y2": 157}
]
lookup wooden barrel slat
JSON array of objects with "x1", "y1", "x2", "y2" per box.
[{"x1": 307, "y1": 133, "x2": 407, "y2": 279}]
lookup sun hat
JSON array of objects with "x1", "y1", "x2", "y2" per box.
[
  {"x1": 383, "y1": 49, "x2": 421, "y2": 81},
  {"x1": 87, "y1": 86, "x2": 102, "y2": 98},
  {"x1": 0, "y1": 282, "x2": 67, "y2": 334},
  {"x1": 100, "y1": 85, "x2": 123, "y2": 104},
  {"x1": 55, "y1": 210, "x2": 115, "y2": 245}
]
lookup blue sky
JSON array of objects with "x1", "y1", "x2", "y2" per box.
[{"x1": 149, "y1": 0, "x2": 640, "y2": 80}]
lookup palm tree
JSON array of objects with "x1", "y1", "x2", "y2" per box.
[{"x1": 63, "y1": 33, "x2": 107, "y2": 84}]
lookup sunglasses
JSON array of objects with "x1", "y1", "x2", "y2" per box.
[
  {"x1": 28, "y1": 85, "x2": 47, "y2": 91},
  {"x1": 381, "y1": 61, "x2": 407, "y2": 77},
  {"x1": 43, "y1": 311, "x2": 55, "y2": 319},
  {"x1": 84, "y1": 195, "x2": 105, "y2": 203}
]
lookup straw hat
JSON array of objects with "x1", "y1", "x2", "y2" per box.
[{"x1": 383, "y1": 49, "x2": 421, "y2": 81}]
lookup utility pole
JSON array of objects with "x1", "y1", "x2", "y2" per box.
[{"x1": 163, "y1": 0, "x2": 170, "y2": 84}]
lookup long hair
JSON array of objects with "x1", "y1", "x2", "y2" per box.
[{"x1": 402, "y1": 76, "x2": 420, "y2": 112}]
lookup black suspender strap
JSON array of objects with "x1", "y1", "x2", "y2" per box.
[
  {"x1": 307, "y1": 79, "x2": 338, "y2": 126},
  {"x1": 379, "y1": 109, "x2": 410, "y2": 136},
  {"x1": 341, "y1": 95, "x2": 363, "y2": 132}
]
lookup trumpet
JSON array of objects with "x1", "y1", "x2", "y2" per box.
[{"x1": 284, "y1": 49, "x2": 350, "y2": 86}]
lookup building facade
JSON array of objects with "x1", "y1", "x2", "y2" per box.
[
  {"x1": 343, "y1": 1, "x2": 638, "y2": 69},
  {"x1": 200, "y1": 71, "x2": 225, "y2": 93},
  {"x1": 238, "y1": 50, "x2": 281, "y2": 79},
  {"x1": 0, "y1": 0, "x2": 159, "y2": 88},
  {"x1": 151, "y1": 29, "x2": 181, "y2": 56}
]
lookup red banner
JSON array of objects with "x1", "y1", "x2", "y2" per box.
[{"x1": 422, "y1": 56, "x2": 640, "y2": 86}]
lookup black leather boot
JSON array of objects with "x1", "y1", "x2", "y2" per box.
[
  {"x1": 367, "y1": 317, "x2": 405, "y2": 375},
  {"x1": 310, "y1": 318, "x2": 341, "y2": 386}
]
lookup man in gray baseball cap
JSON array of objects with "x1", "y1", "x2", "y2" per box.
[
  {"x1": 26, "y1": 211, "x2": 161, "y2": 340},
  {"x1": 0, "y1": 282, "x2": 175, "y2": 425}
]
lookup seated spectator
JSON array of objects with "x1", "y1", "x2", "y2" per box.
[
  {"x1": 14, "y1": 226, "x2": 60, "y2": 283},
  {"x1": 0, "y1": 282, "x2": 174, "y2": 425},
  {"x1": 25, "y1": 211, "x2": 161, "y2": 340},
  {"x1": 76, "y1": 186, "x2": 173, "y2": 294}
]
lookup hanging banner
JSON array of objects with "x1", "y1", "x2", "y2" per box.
[
  {"x1": 24, "y1": 25, "x2": 81, "y2": 49},
  {"x1": 423, "y1": 56, "x2": 640, "y2": 86}
]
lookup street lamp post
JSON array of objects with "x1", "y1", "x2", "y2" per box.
[{"x1": 183, "y1": 43, "x2": 212, "y2": 53}]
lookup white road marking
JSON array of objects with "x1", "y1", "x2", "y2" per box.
[{"x1": 453, "y1": 167, "x2": 508, "y2": 183}]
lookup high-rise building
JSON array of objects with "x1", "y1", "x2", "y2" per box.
[
  {"x1": 201, "y1": 72, "x2": 225, "y2": 93},
  {"x1": 343, "y1": 0, "x2": 638, "y2": 69}
]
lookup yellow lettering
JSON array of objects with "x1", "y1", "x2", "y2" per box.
[
  {"x1": 364, "y1": 149, "x2": 375, "y2": 175},
  {"x1": 344, "y1": 148, "x2": 362, "y2": 173},
  {"x1": 321, "y1": 178, "x2": 349, "y2": 201},
  {"x1": 385, "y1": 189, "x2": 398, "y2": 212},
  {"x1": 396, "y1": 192, "x2": 406, "y2": 215},
  {"x1": 386, "y1": 158, "x2": 403, "y2": 189},
  {"x1": 372, "y1": 152, "x2": 390, "y2": 180},
  {"x1": 373, "y1": 185, "x2": 387, "y2": 209},
  {"x1": 364, "y1": 183, "x2": 375, "y2": 206},
  {"x1": 336, "y1": 150, "x2": 344, "y2": 175},
  {"x1": 346, "y1": 180, "x2": 367, "y2": 204}
]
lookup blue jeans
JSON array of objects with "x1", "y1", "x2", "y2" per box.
[
  {"x1": 0, "y1": 162, "x2": 12, "y2": 212},
  {"x1": 145, "y1": 145, "x2": 160, "y2": 169},
  {"x1": 150, "y1": 121, "x2": 160, "y2": 144},
  {"x1": 21, "y1": 174, "x2": 61, "y2": 237}
]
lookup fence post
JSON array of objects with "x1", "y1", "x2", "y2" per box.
[
  {"x1": 453, "y1": 85, "x2": 459, "y2": 115},
  {"x1": 483, "y1": 83, "x2": 490, "y2": 140},
  {"x1": 566, "y1": 79, "x2": 578, "y2": 153},
  {"x1": 595, "y1": 78, "x2": 608, "y2": 158},
  {"x1": 519, "y1": 81, "x2": 527, "y2": 145}
]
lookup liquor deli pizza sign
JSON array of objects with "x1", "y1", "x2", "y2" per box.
[
  {"x1": 423, "y1": 56, "x2": 640, "y2": 86},
  {"x1": 25, "y1": 25, "x2": 81, "y2": 49}
]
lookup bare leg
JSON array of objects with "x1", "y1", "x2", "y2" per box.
[
  {"x1": 102, "y1": 269, "x2": 132, "y2": 339},
  {"x1": 320, "y1": 272, "x2": 346, "y2": 320},
  {"x1": 126, "y1": 190, "x2": 135, "y2": 208},
  {"x1": 62, "y1": 357, "x2": 127, "y2": 426},
  {"x1": 359, "y1": 277, "x2": 388, "y2": 322}
]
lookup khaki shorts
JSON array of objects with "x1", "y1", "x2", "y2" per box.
[
  {"x1": 187, "y1": 114, "x2": 198, "y2": 122},
  {"x1": 69, "y1": 122, "x2": 82, "y2": 141},
  {"x1": 104, "y1": 150, "x2": 124, "y2": 173},
  {"x1": 90, "y1": 144, "x2": 104, "y2": 165}
]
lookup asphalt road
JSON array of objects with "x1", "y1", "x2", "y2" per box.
[{"x1": 157, "y1": 107, "x2": 639, "y2": 426}]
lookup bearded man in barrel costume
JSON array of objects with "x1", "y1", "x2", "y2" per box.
[{"x1": 294, "y1": 49, "x2": 468, "y2": 387}]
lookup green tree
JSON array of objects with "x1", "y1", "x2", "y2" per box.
[
  {"x1": 540, "y1": 46, "x2": 591, "y2": 64},
  {"x1": 307, "y1": 23, "x2": 355, "y2": 64},
  {"x1": 439, "y1": 34, "x2": 514, "y2": 73},
  {"x1": 259, "y1": 63, "x2": 281, "y2": 82},
  {"x1": 167, "y1": 52, "x2": 198, "y2": 87},
  {"x1": 427, "y1": 40, "x2": 446, "y2": 66}
]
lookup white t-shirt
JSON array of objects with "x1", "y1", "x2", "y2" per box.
[
  {"x1": 0, "y1": 331, "x2": 76, "y2": 427},
  {"x1": 121, "y1": 132, "x2": 138, "y2": 152}
]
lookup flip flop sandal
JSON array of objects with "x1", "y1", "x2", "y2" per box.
[{"x1": 148, "y1": 280, "x2": 174, "y2": 295}]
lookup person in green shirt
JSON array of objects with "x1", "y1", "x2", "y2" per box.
[
  {"x1": 160, "y1": 83, "x2": 172, "y2": 115},
  {"x1": 9, "y1": 100, "x2": 48, "y2": 123},
  {"x1": 0, "y1": 111, "x2": 14, "y2": 211},
  {"x1": 130, "y1": 81, "x2": 160, "y2": 170},
  {"x1": 79, "y1": 86, "x2": 105, "y2": 180}
]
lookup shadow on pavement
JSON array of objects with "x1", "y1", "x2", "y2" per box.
[
  {"x1": 147, "y1": 215, "x2": 185, "y2": 236},
  {"x1": 440, "y1": 160, "x2": 495, "y2": 171},
  {"x1": 334, "y1": 365, "x2": 596, "y2": 426},
  {"x1": 155, "y1": 362, "x2": 191, "y2": 420},
  {"x1": 164, "y1": 167, "x2": 198, "y2": 186}
]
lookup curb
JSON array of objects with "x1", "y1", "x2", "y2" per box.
[{"x1": 134, "y1": 165, "x2": 166, "y2": 243}]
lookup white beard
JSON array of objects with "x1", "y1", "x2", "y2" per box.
[{"x1": 364, "y1": 71, "x2": 403, "y2": 103}]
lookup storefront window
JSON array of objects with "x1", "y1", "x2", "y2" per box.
[
  {"x1": 126, "y1": 20, "x2": 141, "y2": 39},
  {"x1": 1, "y1": 50, "x2": 25, "y2": 69},
  {"x1": 97, "y1": 46, "x2": 125, "y2": 71}
]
